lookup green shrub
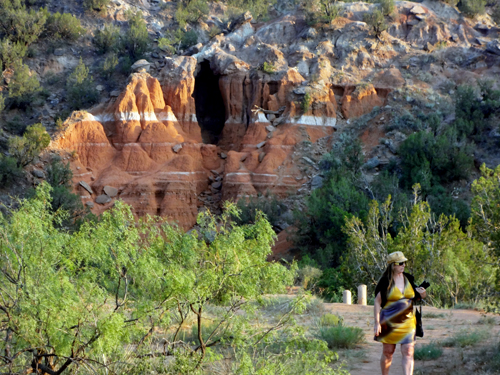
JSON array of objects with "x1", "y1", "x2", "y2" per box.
[
  {"x1": 93, "y1": 24, "x2": 120, "y2": 54},
  {"x1": 8, "y1": 59, "x2": 42, "y2": 108},
  {"x1": 363, "y1": 9, "x2": 387, "y2": 39},
  {"x1": 8, "y1": 123, "x2": 51, "y2": 167},
  {"x1": 458, "y1": 0, "x2": 486, "y2": 16},
  {"x1": 83, "y1": 0, "x2": 110, "y2": 12},
  {"x1": 101, "y1": 53, "x2": 118, "y2": 78},
  {"x1": 378, "y1": 0, "x2": 395, "y2": 17},
  {"x1": 305, "y1": 0, "x2": 340, "y2": 24},
  {"x1": 0, "y1": 0, "x2": 47, "y2": 46},
  {"x1": 234, "y1": 193, "x2": 287, "y2": 229},
  {"x1": 181, "y1": 29, "x2": 198, "y2": 49},
  {"x1": 175, "y1": 0, "x2": 209, "y2": 28},
  {"x1": 123, "y1": 11, "x2": 149, "y2": 59},
  {"x1": 492, "y1": 5, "x2": 500, "y2": 25},
  {"x1": 454, "y1": 82, "x2": 500, "y2": 139},
  {"x1": 297, "y1": 265, "x2": 323, "y2": 289},
  {"x1": 44, "y1": 11, "x2": 85, "y2": 41},
  {"x1": 440, "y1": 329, "x2": 488, "y2": 347},
  {"x1": 301, "y1": 92, "x2": 312, "y2": 113},
  {"x1": 0, "y1": 38, "x2": 27, "y2": 67},
  {"x1": 318, "y1": 325, "x2": 364, "y2": 349},
  {"x1": 414, "y1": 343, "x2": 443, "y2": 360},
  {"x1": 262, "y1": 61, "x2": 277, "y2": 74},
  {"x1": 398, "y1": 127, "x2": 473, "y2": 191},
  {"x1": 427, "y1": 184, "x2": 470, "y2": 229},
  {"x1": 0, "y1": 155, "x2": 22, "y2": 187},
  {"x1": 208, "y1": 25, "x2": 221, "y2": 38},
  {"x1": 0, "y1": 92, "x2": 4, "y2": 114},
  {"x1": 227, "y1": 0, "x2": 274, "y2": 21},
  {"x1": 319, "y1": 313, "x2": 342, "y2": 327},
  {"x1": 477, "y1": 316, "x2": 496, "y2": 325},
  {"x1": 66, "y1": 58, "x2": 99, "y2": 110}
]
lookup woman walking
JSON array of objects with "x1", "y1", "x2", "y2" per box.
[{"x1": 374, "y1": 251, "x2": 427, "y2": 375}]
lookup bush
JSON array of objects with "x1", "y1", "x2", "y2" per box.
[
  {"x1": 123, "y1": 11, "x2": 149, "y2": 59},
  {"x1": 458, "y1": 0, "x2": 486, "y2": 16},
  {"x1": 363, "y1": 9, "x2": 387, "y2": 39},
  {"x1": 181, "y1": 29, "x2": 198, "y2": 49},
  {"x1": 101, "y1": 53, "x2": 118, "y2": 78},
  {"x1": 318, "y1": 325, "x2": 364, "y2": 349},
  {"x1": 175, "y1": 0, "x2": 209, "y2": 28},
  {"x1": 301, "y1": 92, "x2": 312, "y2": 113},
  {"x1": 378, "y1": 0, "x2": 395, "y2": 17},
  {"x1": 297, "y1": 266, "x2": 322, "y2": 289},
  {"x1": 414, "y1": 343, "x2": 443, "y2": 360},
  {"x1": 0, "y1": 38, "x2": 27, "y2": 68},
  {"x1": 8, "y1": 123, "x2": 50, "y2": 167},
  {"x1": 0, "y1": 155, "x2": 22, "y2": 187},
  {"x1": 305, "y1": 0, "x2": 340, "y2": 24},
  {"x1": 262, "y1": 61, "x2": 277, "y2": 74},
  {"x1": 440, "y1": 329, "x2": 488, "y2": 347},
  {"x1": 398, "y1": 127, "x2": 473, "y2": 191},
  {"x1": 234, "y1": 193, "x2": 287, "y2": 229},
  {"x1": 0, "y1": 0, "x2": 46, "y2": 46},
  {"x1": 8, "y1": 59, "x2": 42, "y2": 108},
  {"x1": 319, "y1": 313, "x2": 342, "y2": 327},
  {"x1": 66, "y1": 58, "x2": 99, "y2": 110},
  {"x1": 83, "y1": 0, "x2": 110, "y2": 12},
  {"x1": 93, "y1": 23, "x2": 120, "y2": 54},
  {"x1": 44, "y1": 11, "x2": 85, "y2": 41},
  {"x1": 227, "y1": 0, "x2": 274, "y2": 21}
]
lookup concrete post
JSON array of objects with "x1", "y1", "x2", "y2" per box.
[
  {"x1": 358, "y1": 284, "x2": 367, "y2": 305},
  {"x1": 343, "y1": 290, "x2": 351, "y2": 305}
]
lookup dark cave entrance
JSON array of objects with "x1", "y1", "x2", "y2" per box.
[{"x1": 193, "y1": 61, "x2": 226, "y2": 144}]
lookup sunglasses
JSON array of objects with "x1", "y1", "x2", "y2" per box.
[{"x1": 394, "y1": 262, "x2": 406, "y2": 266}]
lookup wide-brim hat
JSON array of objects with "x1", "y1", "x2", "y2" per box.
[{"x1": 387, "y1": 251, "x2": 408, "y2": 264}]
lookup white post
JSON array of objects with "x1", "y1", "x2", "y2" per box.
[
  {"x1": 343, "y1": 290, "x2": 351, "y2": 305},
  {"x1": 358, "y1": 284, "x2": 367, "y2": 305}
]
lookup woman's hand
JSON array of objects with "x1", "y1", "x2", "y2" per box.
[
  {"x1": 416, "y1": 287, "x2": 427, "y2": 299},
  {"x1": 374, "y1": 322, "x2": 381, "y2": 336}
]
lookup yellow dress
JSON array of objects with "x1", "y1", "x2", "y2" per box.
[{"x1": 376, "y1": 276, "x2": 416, "y2": 344}]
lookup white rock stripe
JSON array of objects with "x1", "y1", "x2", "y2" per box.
[{"x1": 291, "y1": 115, "x2": 337, "y2": 127}]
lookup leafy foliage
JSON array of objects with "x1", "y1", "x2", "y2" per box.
[
  {"x1": 378, "y1": 0, "x2": 395, "y2": 17},
  {"x1": 8, "y1": 123, "x2": 50, "y2": 167},
  {"x1": 454, "y1": 82, "x2": 500, "y2": 139},
  {"x1": 175, "y1": 0, "x2": 209, "y2": 29},
  {"x1": 123, "y1": 11, "x2": 149, "y2": 59},
  {"x1": 414, "y1": 343, "x2": 443, "y2": 360},
  {"x1": 43, "y1": 11, "x2": 85, "y2": 41},
  {"x1": 83, "y1": 0, "x2": 110, "y2": 12},
  {"x1": 343, "y1": 187, "x2": 496, "y2": 306},
  {"x1": 101, "y1": 53, "x2": 118, "y2": 78},
  {"x1": 93, "y1": 23, "x2": 121, "y2": 54},
  {"x1": 301, "y1": 92, "x2": 312, "y2": 113},
  {"x1": 0, "y1": 190, "x2": 296, "y2": 374},
  {"x1": 66, "y1": 58, "x2": 99, "y2": 110},
  {"x1": 8, "y1": 59, "x2": 42, "y2": 107},
  {"x1": 0, "y1": 38, "x2": 27, "y2": 68},
  {"x1": 458, "y1": 0, "x2": 486, "y2": 16},
  {"x1": 0, "y1": 0, "x2": 47, "y2": 46},
  {"x1": 305, "y1": 0, "x2": 340, "y2": 24},
  {"x1": 363, "y1": 10, "x2": 387, "y2": 39},
  {"x1": 227, "y1": 0, "x2": 275, "y2": 21},
  {"x1": 234, "y1": 193, "x2": 287, "y2": 229},
  {"x1": 181, "y1": 29, "x2": 198, "y2": 49},
  {"x1": 0, "y1": 155, "x2": 22, "y2": 187},
  {"x1": 318, "y1": 325, "x2": 364, "y2": 349}
]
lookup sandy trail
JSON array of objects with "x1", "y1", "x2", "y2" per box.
[{"x1": 322, "y1": 303, "x2": 500, "y2": 375}]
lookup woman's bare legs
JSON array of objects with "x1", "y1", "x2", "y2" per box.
[
  {"x1": 381, "y1": 343, "x2": 396, "y2": 375},
  {"x1": 401, "y1": 343, "x2": 415, "y2": 375}
]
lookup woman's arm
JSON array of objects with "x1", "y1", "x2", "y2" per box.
[
  {"x1": 374, "y1": 292, "x2": 382, "y2": 336},
  {"x1": 416, "y1": 287, "x2": 427, "y2": 299}
]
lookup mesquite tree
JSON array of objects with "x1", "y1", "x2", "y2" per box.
[{"x1": 0, "y1": 183, "x2": 295, "y2": 374}]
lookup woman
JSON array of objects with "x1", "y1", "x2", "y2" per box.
[{"x1": 374, "y1": 251, "x2": 427, "y2": 375}]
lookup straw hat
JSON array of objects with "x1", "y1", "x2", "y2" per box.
[{"x1": 387, "y1": 251, "x2": 408, "y2": 264}]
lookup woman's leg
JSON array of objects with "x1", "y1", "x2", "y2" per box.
[
  {"x1": 381, "y1": 343, "x2": 396, "y2": 375},
  {"x1": 401, "y1": 342, "x2": 415, "y2": 375}
]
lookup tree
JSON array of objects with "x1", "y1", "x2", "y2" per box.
[
  {"x1": 458, "y1": 0, "x2": 486, "y2": 17},
  {"x1": 83, "y1": 0, "x2": 110, "y2": 13},
  {"x1": 8, "y1": 59, "x2": 42, "y2": 107},
  {"x1": 43, "y1": 11, "x2": 85, "y2": 41},
  {"x1": 93, "y1": 23, "x2": 120, "y2": 54},
  {"x1": 66, "y1": 58, "x2": 99, "y2": 110},
  {"x1": 8, "y1": 123, "x2": 50, "y2": 167},
  {"x1": 0, "y1": 38, "x2": 27, "y2": 68},
  {"x1": 343, "y1": 185, "x2": 495, "y2": 306},
  {"x1": 363, "y1": 10, "x2": 387, "y2": 39},
  {"x1": 0, "y1": 0, "x2": 47, "y2": 46},
  {"x1": 123, "y1": 11, "x2": 149, "y2": 59},
  {"x1": 0, "y1": 186, "x2": 297, "y2": 374}
]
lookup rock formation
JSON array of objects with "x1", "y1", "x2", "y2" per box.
[{"x1": 51, "y1": 0, "x2": 500, "y2": 228}]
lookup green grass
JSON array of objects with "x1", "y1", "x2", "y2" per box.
[
  {"x1": 318, "y1": 325, "x2": 365, "y2": 349},
  {"x1": 424, "y1": 311, "x2": 446, "y2": 319},
  {"x1": 414, "y1": 343, "x2": 443, "y2": 361},
  {"x1": 440, "y1": 329, "x2": 489, "y2": 348},
  {"x1": 477, "y1": 316, "x2": 497, "y2": 325}
]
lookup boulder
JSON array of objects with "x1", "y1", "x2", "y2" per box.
[
  {"x1": 172, "y1": 144, "x2": 183, "y2": 153},
  {"x1": 131, "y1": 59, "x2": 151, "y2": 72},
  {"x1": 486, "y1": 40, "x2": 500, "y2": 56},
  {"x1": 96, "y1": 194, "x2": 112, "y2": 205},
  {"x1": 311, "y1": 175, "x2": 324, "y2": 190},
  {"x1": 32, "y1": 169, "x2": 46, "y2": 179},
  {"x1": 79, "y1": 181, "x2": 93, "y2": 195},
  {"x1": 85, "y1": 201, "x2": 95, "y2": 208},
  {"x1": 103, "y1": 186, "x2": 118, "y2": 197}
]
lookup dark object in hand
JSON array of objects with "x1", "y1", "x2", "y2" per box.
[{"x1": 419, "y1": 281, "x2": 430, "y2": 289}]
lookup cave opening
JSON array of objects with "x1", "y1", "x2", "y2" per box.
[{"x1": 193, "y1": 60, "x2": 226, "y2": 144}]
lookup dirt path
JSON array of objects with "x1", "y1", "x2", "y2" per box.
[{"x1": 322, "y1": 303, "x2": 500, "y2": 375}]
